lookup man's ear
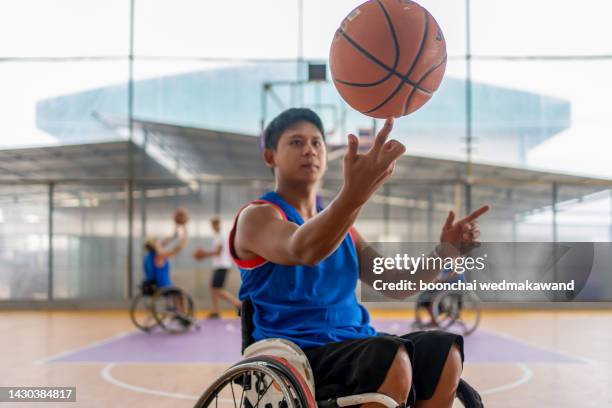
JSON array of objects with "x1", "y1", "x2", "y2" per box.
[{"x1": 263, "y1": 148, "x2": 276, "y2": 169}]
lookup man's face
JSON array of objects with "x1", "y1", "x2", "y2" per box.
[
  {"x1": 211, "y1": 220, "x2": 220, "y2": 232},
  {"x1": 268, "y1": 121, "x2": 327, "y2": 183}
]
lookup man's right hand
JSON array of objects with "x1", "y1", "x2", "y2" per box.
[{"x1": 342, "y1": 118, "x2": 406, "y2": 208}]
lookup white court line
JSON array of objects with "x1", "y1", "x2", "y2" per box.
[
  {"x1": 483, "y1": 329, "x2": 596, "y2": 365},
  {"x1": 101, "y1": 363, "x2": 199, "y2": 400},
  {"x1": 34, "y1": 331, "x2": 132, "y2": 365},
  {"x1": 377, "y1": 318, "x2": 593, "y2": 365},
  {"x1": 101, "y1": 361, "x2": 531, "y2": 401},
  {"x1": 101, "y1": 363, "x2": 237, "y2": 403},
  {"x1": 480, "y1": 363, "x2": 533, "y2": 396}
]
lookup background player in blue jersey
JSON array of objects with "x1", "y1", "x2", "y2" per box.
[
  {"x1": 143, "y1": 221, "x2": 189, "y2": 320},
  {"x1": 230, "y1": 108, "x2": 488, "y2": 407},
  {"x1": 144, "y1": 223, "x2": 188, "y2": 288}
]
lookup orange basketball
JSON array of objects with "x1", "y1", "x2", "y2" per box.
[
  {"x1": 330, "y1": 0, "x2": 446, "y2": 118},
  {"x1": 173, "y1": 208, "x2": 189, "y2": 225},
  {"x1": 193, "y1": 248, "x2": 206, "y2": 261}
]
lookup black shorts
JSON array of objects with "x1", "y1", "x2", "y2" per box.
[
  {"x1": 302, "y1": 330, "x2": 463, "y2": 405},
  {"x1": 211, "y1": 268, "x2": 229, "y2": 288}
]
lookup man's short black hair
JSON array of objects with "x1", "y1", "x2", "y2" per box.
[{"x1": 262, "y1": 108, "x2": 325, "y2": 150}]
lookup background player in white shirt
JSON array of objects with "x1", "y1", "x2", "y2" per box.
[{"x1": 194, "y1": 217, "x2": 241, "y2": 319}]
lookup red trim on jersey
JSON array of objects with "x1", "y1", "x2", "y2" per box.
[
  {"x1": 229, "y1": 199, "x2": 287, "y2": 270},
  {"x1": 348, "y1": 227, "x2": 357, "y2": 248}
]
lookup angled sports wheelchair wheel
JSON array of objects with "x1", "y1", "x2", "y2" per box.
[
  {"x1": 194, "y1": 357, "x2": 316, "y2": 408},
  {"x1": 153, "y1": 287, "x2": 197, "y2": 333},
  {"x1": 413, "y1": 290, "x2": 436, "y2": 330},
  {"x1": 432, "y1": 291, "x2": 481, "y2": 336},
  {"x1": 431, "y1": 292, "x2": 461, "y2": 330},
  {"x1": 130, "y1": 293, "x2": 158, "y2": 332}
]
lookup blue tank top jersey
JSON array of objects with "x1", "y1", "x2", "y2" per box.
[
  {"x1": 229, "y1": 191, "x2": 377, "y2": 349},
  {"x1": 143, "y1": 252, "x2": 172, "y2": 288}
]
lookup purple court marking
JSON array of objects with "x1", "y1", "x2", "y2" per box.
[
  {"x1": 48, "y1": 319, "x2": 581, "y2": 364},
  {"x1": 374, "y1": 320, "x2": 581, "y2": 364}
]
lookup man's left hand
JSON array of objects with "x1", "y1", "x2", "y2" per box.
[{"x1": 440, "y1": 205, "x2": 490, "y2": 254}]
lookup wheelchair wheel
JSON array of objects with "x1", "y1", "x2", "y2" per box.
[
  {"x1": 431, "y1": 291, "x2": 461, "y2": 330},
  {"x1": 130, "y1": 293, "x2": 158, "y2": 332},
  {"x1": 194, "y1": 357, "x2": 315, "y2": 408},
  {"x1": 413, "y1": 291, "x2": 436, "y2": 330},
  {"x1": 432, "y1": 291, "x2": 481, "y2": 336},
  {"x1": 153, "y1": 287, "x2": 196, "y2": 333}
]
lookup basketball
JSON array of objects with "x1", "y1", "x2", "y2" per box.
[
  {"x1": 329, "y1": 0, "x2": 447, "y2": 118},
  {"x1": 173, "y1": 208, "x2": 189, "y2": 225},
  {"x1": 193, "y1": 248, "x2": 206, "y2": 261}
]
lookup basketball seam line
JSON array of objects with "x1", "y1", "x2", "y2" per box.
[
  {"x1": 364, "y1": 7, "x2": 431, "y2": 114},
  {"x1": 336, "y1": 31, "x2": 429, "y2": 94},
  {"x1": 333, "y1": 0, "x2": 401, "y2": 89},
  {"x1": 402, "y1": 55, "x2": 447, "y2": 115}
]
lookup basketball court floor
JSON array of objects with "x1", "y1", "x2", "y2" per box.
[
  {"x1": 2, "y1": 309, "x2": 610, "y2": 407},
  {"x1": 3, "y1": 1, "x2": 612, "y2": 407}
]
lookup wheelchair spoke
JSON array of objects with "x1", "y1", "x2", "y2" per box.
[
  {"x1": 425, "y1": 291, "x2": 482, "y2": 336},
  {"x1": 194, "y1": 361, "x2": 311, "y2": 408},
  {"x1": 230, "y1": 380, "x2": 237, "y2": 408},
  {"x1": 130, "y1": 295, "x2": 160, "y2": 332},
  {"x1": 238, "y1": 372, "x2": 246, "y2": 408},
  {"x1": 252, "y1": 375, "x2": 274, "y2": 408}
]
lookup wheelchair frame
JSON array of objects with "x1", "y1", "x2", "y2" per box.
[
  {"x1": 130, "y1": 283, "x2": 198, "y2": 333},
  {"x1": 414, "y1": 290, "x2": 482, "y2": 336}
]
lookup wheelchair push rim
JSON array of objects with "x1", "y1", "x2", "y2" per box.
[
  {"x1": 432, "y1": 291, "x2": 481, "y2": 336},
  {"x1": 129, "y1": 293, "x2": 158, "y2": 332},
  {"x1": 194, "y1": 358, "x2": 315, "y2": 408},
  {"x1": 153, "y1": 287, "x2": 196, "y2": 333}
]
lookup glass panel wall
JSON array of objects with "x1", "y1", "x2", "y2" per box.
[
  {"x1": 1, "y1": 0, "x2": 611, "y2": 302},
  {"x1": 0, "y1": 185, "x2": 48, "y2": 300}
]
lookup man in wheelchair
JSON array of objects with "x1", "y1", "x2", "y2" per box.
[
  {"x1": 142, "y1": 222, "x2": 192, "y2": 327},
  {"x1": 227, "y1": 109, "x2": 488, "y2": 407}
]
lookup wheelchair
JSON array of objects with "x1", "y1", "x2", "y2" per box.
[
  {"x1": 413, "y1": 290, "x2": 481, "y2": 336},
  {"x1": 194, "y1": 300, "x2": 483, "y2": 408},
  {"x1": 130, "y1": 280, "x2": 199, "y2": 333}
]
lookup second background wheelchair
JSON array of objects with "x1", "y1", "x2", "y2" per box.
[
  {"x1": 412, "y1": 267, "x2": 482, "y2": 336},
  {"x1": 413, "y1": 289, "x2": 481, "y2": 336}
]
